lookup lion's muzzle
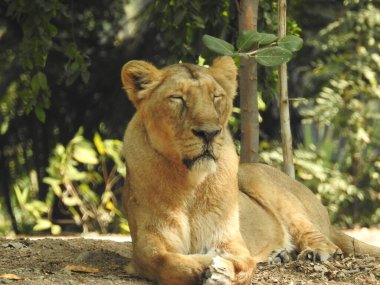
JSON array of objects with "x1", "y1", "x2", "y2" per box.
[{"x1": 191, "y1": 126, "x2": 222, "y2": 144}]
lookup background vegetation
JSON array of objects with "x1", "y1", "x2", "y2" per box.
[{"x1": 0, "y1": 0, "x2": 379, "y2": 236}]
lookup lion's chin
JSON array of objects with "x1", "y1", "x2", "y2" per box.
[{"x1": 185, "y1": 156, "x2": 217, "y2": 186}]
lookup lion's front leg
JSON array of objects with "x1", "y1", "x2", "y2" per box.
[
  {"x1": 128, "y1": 237, "x2": 213, "y2": 285},
  {"x1": 127, "y1": 231, "x2": 210, "y2": 285},
  {"x1": 128, "y1": 233, "x2": 254, "y2": 285}
]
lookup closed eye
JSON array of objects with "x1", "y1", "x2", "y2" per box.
[
  {"x1": 213, "y1": 94, "x2": 223, "y2": 103},
  {"x1": 168, "y1": 95, "x2": 186, "y2": 108}
]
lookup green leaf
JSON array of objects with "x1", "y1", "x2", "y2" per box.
[
  {"x1": 51, "y1": 224, "x2": 62, "y2": 235},
  {"x1": 103, "y1": 139, "x2": 125, "y2": 176},
  {"x1": 101, "y1": 191, "x2": 114, "y2": 204},
  {"x1": 33, "y1": 219, "x2": 52, "y2": 231},
  {"x1": 94, "y1": 133, "x2": 106, "y2": 155},
  {"x1": 37, "y1": 72, "x2": 48, "y2": 90},
  {"x1": 65, "y1": 165, "x2": 87, "y2": 181},
  {"x1": 43, "y1": 177, "x2": 61, "y2": 185},
  {"x1": 81, "y1": 69, "x2": 90, "y2": 83},
  {"x1": 1, "y1": 119, "x2": 9, "y2": 135},
  {"x1": 35, "y1": 107, "x2": 46, "y2": 123},
  {"x1": 202, "y1": 35, "x2": 234, "y2": 56},
  {"x1": 73, "y1": 142, "x2": 99, "y2": 165},
  {"x1": 120, "y1": 222, "x2": 130, "y2": 233},
  {"x1": 51, "y1": 183, "x2": 62, "y2": 197},
  {"x1": 255, "y1": 47, "x2": 292, "y2": 67},
  {"x1": 48, "y1": 24, "x2": 58, "y2": 36},
  {"x1": 44, "y1": 177, "x2": 63, "y2": 196},
  {"x1": 14, "y1": 186, "x2": 27, "y2": 205},
  {"x1": 258, "y1": 33, "x2": 277, "y2": 45},
  {"x1": 29, "y1": 201, "x2": 49, "y2": 213},
  {"x1": 236, "y1": 31, "x2": 261, "y2": 52},
  {"x1": 31, "y1": 74, "x2": 40, "y2": 93},
  {"x1": 62, "y1": 196, "x2": 81, "y2": 207},
  {"x1": 278, "y1": 35, "x2": 303, "y2": 52}
]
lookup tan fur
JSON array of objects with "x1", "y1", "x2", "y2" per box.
[{"x1": 121, "y1": 57, "x2": 380, "y2": 285}]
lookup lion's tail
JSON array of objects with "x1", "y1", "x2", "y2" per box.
[{"x1": 330, "y1": 226, "x2": 380, "y2": 257}]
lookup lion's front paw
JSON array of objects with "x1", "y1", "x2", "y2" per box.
[{"x1": 203, "y1": 256, "x2": 235, "y2": 285}]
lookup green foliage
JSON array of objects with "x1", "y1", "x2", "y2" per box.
[
  {"x1": 2, "y1": 0, "x2": 90, "y2": 122},
  {"x1": 9, "y1": 171, "x2": 60, "y2": 235},
  {"x1": 44, "y1": 128, "x2": 128, "y2": 233},
  {"x1": 63, "y1": 43, "x2": 91, "y2": 86},
  {"x1": 141, "y1": 0, "x2": 236, "y2": 63},
  {"x1": 261, "y1": 144, "x2": 380, "y2": 227},
  {"x1": 202, "y1": 32, "x2": 303, "y2": 67},
  {"x1": 1, "y1": 0, "x2": 131, "y2": 236},
  {"x1": 294, "y1": 0, "x2": 380, "y2": 226},
  {"x1": 0, "y1": 128, "x2": 128, "y2": 235}
]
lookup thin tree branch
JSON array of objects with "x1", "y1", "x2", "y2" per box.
[{"x1": 278, "y1": 0, "x2": 295, "y2": 178}]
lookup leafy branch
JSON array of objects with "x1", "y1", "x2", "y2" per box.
[{"x1": 202, "y1": 31, "x2": 303, "y2": 66}]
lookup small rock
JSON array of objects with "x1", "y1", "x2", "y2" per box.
[
  {"x1": 1, "y1": 241, "x2": 27, "y2": 249},
  {"x1": 313, "y1": 264, "x2": 328, "y2": 273},
  {"x1": 336, "y1": 271, "x2": 346, "y2": 279}
]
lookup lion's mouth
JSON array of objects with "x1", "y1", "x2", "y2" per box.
[{"x1": 182, "y1": 149, "x2": 216, "y2": 170}]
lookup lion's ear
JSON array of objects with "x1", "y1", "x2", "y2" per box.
[
  {"x1": 209, "y1": 56, "x2": 238, "y2": 98},
  {"x1": 121, "y1": 60, "x2": 162, "y2": 107},
  {"x1": 210, "y1": 56, "x2": 237, "y2": 81}
]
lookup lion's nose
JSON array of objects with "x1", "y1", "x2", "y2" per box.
[{"x1": 192, "y1": 127, "x2": 222, "y2": 143}]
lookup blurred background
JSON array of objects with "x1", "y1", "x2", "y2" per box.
[{"x1": 0, "y1": 0, "x2": 379, "y2": 237}]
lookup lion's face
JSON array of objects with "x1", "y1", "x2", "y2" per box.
[{"x1": 121, "y1": 57, "x2": 237, "y2": 177}]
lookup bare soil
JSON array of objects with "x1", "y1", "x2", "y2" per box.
[{"x1": 0, "y1": 237, "x2": 379, "y2": 285}]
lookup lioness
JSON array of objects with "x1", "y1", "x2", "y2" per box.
[{"x1": 121, "y1": 56, "x2": 380, "y2": 285}]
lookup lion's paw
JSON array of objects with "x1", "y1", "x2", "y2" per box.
[
  {"x1": 203, "y1": 256, "x2": 235, "y2": 285},
  {"x1": 268, "y1": 249, "x2": 291, "y2": 264},
  {"x1": 297, "y1": 247, "x2": 343, "y2": 262}
]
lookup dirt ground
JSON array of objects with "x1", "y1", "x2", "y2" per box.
[{"x1": 0, "y1": 231, "x2": 379, "y2": 285}]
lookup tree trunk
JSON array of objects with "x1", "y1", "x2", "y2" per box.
[
  {"x1": 239, "y1": 0, "x2": 260, "y2": 163},
  {"x1": 278, "y1": 0, "x2": 295, "y2": 178}
]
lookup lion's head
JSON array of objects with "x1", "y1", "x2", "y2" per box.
[{"x1": 121, "y1": 56, "x2": 237, "y2": 178}]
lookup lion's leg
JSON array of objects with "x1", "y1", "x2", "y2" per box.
[
  {"x1": 128, "y1": 235, "x2": 214, "y2": 285},
  {"x1": 129, "y1": 233, "x2": 251, "y2": 285},
  {"x1": 285, "y1": 214, "x2": 342, "y2": 261},
  {"x1": 131, "y1": 246, "x2": 250, "y2": 285},
  {"x1": 262, "y1": 197, "x2": 342, "y2": 261},
  {"x1": 241, "y1": 181, "x2": 340, "y2": 261},
  {"x1": 239, "y1": 164, "x2": 341, "y2": 261}
]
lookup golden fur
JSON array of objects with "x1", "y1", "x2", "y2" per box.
[{"x1": 121, "y1": 56, "x2": 380, "y2": 285}]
